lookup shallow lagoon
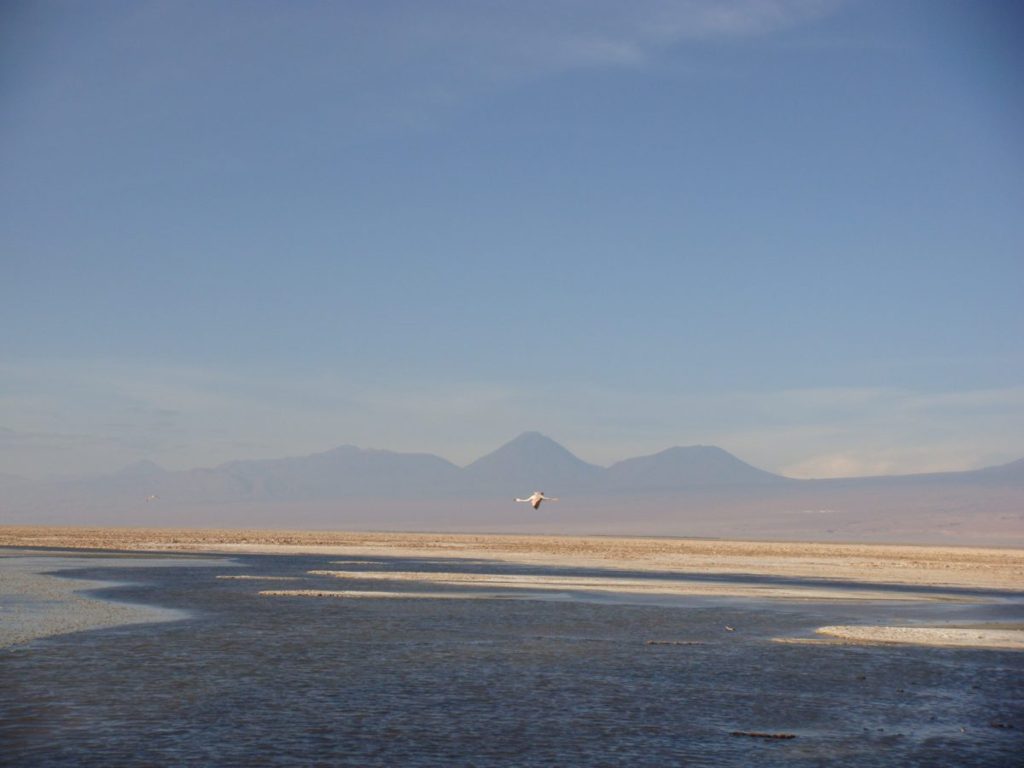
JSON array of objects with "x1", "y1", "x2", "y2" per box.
[{"x1": 2, "y1": 551, "x2": 1022, "y2": 766}]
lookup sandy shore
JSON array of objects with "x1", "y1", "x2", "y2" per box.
[
  {"x1": 3, "y1": 526, "x2": 1022, "y2": 650},
  {"x1": 0, "y1": 552, "x2": 222, "y2": 649},
  {"x1": 3, "y1": 526, "x2": 1022, "y2": 590},
  {"x1": 814, "y1": 625, "x2": 1024, "y2": 650}
]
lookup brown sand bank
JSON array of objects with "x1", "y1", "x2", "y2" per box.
[
  {"x1": 814, "y1": 625, "x2": 1024, "y2": 650},
  {"x1": 3, "y1": 526, "x2": 1023, "y2": 591}
]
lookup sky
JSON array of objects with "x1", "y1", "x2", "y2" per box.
[{"x1": 2, "y1": 0, "x2": 1023, "y2": 480}]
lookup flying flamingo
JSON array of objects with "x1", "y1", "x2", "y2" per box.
[{"x1": 515, "y1": 491, "x2": 558, "y2": 510}]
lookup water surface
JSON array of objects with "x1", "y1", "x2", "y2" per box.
[{"x1": 2, "y1": 551, "x2": 1022, "y2": 766}]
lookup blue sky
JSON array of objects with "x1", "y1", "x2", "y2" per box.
[{"x1": 2, "y1": 0, "x2": 1022, "y2": 479}]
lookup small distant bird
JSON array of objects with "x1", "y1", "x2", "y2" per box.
[
  {"x1": 724, "y1": 626, "x2": 735, "y2": 632},
  {"x1": 515, "y1": 491, "x2": 558, "y2": 510},
  {"x1": 145, "y1": 495, "x2": 159, "y2": 502}
]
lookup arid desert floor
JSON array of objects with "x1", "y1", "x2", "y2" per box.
[{"x1": 3, "y1": 525, "x2": 1022, "y2": 587}]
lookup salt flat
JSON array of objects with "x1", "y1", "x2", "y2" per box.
[
  {"x1": 3, "y1": 526, "x2": 1021, "y2": 589},
  {"x1": 3, "y1": 526, "x2": 1021, "y2": 649}
]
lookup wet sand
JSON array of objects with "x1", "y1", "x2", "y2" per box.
[
  {"x1": 0, "y1": 552, "x2": 225, "y2": 649},
  {"x1": 2, "y1": 526, "x2": 1022, "y2": 649},
  {"x1": 303, "y1": 568, "x2": 981, "y2": 601}
]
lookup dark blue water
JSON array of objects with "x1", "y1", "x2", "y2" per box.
[{"x1": 2, "y1": 552, "x2": 1022, "y2": 767}]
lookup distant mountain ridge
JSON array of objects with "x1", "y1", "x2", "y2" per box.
[
  {"x1": 605, "y1": 445, "x2": 788, "y2": 490},
  {"x1": 217, "y1": 446, "x2": 460, "y2": 500},
  {"x1": 4, "y1": 433, "x2": 1023, "y2": 546},
  {"x1": 11, "y1": 431, "x2": 1022, "y2": 502},
  {"x1": 2, "y1": 431, "x2": 795, "y2": 511},
  {"x1": 161, "y1": 432, "x2": 795, "y2": 499},
  {"x1": 462, "y1": 432, "x2": 604, "y2": 493}
]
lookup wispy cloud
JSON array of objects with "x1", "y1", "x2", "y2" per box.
[
  {"x1": 3, "y1": 358, "x2": 1022, "y2": 478},
  {"x1": 393, "y1": 0, "x2": 843, "y2": 80},
  {"x1": 723, "y1": 387, "x2": 1024, "y2": 477},
  {"x1": 49, "y1": 1, "x2": 844, "y2": 138},
  {"x1": 500, "y1": 384, "x2": 1024, "y2": 476}
]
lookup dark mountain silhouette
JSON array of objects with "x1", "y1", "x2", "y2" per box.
[
  {"x1": 604, "y1": 445, "x2": 788, "y2": 490},
  {"x1": 215, "y1": 446, "x2": 461, "y2": 500},
  {"x1": 461, "y1": 432, "x2": 603, "y2": 494},
  {"x1": 961, "y1": 457, "x2": 1024, "y2": 482}
]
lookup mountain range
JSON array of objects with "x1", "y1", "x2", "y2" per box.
[{"x1": 2, "y1": 432, "x2": 1022, "y2": 545}]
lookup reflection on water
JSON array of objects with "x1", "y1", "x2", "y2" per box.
[{"x1": 1, "y1": 553, "x2": 1022, "y2": 767}]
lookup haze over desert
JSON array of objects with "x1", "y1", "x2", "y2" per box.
[{"x1": 4, "y1": 1, "x2": 1023, "y2": 764}]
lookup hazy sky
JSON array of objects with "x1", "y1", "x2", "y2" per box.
[{"x1": 2, "y1": 0, "x2": 1023, "y2": 480}]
